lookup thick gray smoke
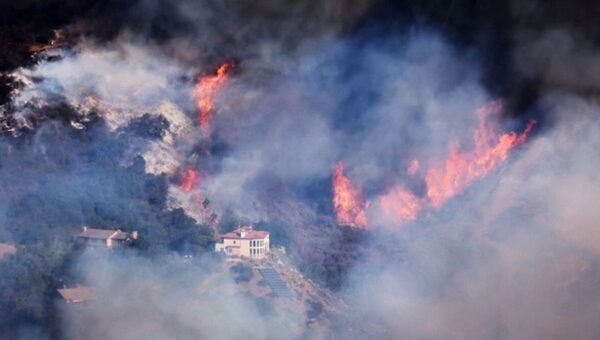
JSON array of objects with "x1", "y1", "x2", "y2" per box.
[
  {"x1": 61, "y1": 251, "x2": 306, "y2": 340},
  {"x1": 509, "y1": 0, "x2": 600, "y2": 94},
  {"x1": 343, "y1": 94, "x2": 600, "y2": 339},
  {"x1": 2, "y1": 0, "x2": 600, "y2": 339}
]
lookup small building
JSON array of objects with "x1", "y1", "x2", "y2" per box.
[
  {"x1": 77, "y1": 226, "x2": 138, "y2": 249},
  {"x1": 215, "y1": 226, "x2": 270, "y2": 259},
  {"x1": 0, "y1": 243, "x2": 16, "y2": 259},
  {"x1": 57, "y1": 284, "x2": 95, "y2": 309}
]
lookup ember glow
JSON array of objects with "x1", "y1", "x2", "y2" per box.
[
  {"x1": 192, "y1": 62, "x2": 233, "y2": 139},
  {"x1": 424, "y1": 101, "x2": 537, "y2": 208},
  {"x1": 379, "y1": 186, "x2": 421, "y2": 224},
  {"x1": 332, "y1": 162, "x2": 368, "y2": 228},
  {"x1": 181, "y1": 168, "x2": 199, "y2": 192}
]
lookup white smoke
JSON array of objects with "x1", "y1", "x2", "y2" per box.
[
  {"x1": 62, "y1": 251, "x2": 307, "y2": 340},
  {"x1": 3, "y1": 4, "x2": 600, "y2": 338},
  {"x1": 342, "y1": 94, "x2": 600, "y2": 339}
]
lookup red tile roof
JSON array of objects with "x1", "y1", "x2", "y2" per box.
[
  {"x1": 220, "y1": 226, "x2": 269, "y2": 240},
  {"x1": 111, "y1": 230, "x2": 131, "y2": 240},
  {"x1": 78, "y1": 227, "x2": 131, "y2": 240},
  {"x1": 0, "y1": 243, "x2": 16, "y2": 259},
  {"x1": 57, "y1": 284, "x2": 95, "y2": 303}
]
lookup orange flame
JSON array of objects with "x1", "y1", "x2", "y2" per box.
[
  {"x1": 380, "y1": 186, "x2": 422, "y2": 224},
  {"x1": 192, "y1": 62, "x2": 233, "y2": 139},
  {"x1": 424, "y1": 101, "x2": 536, "y2": 208},
  {"x1": 331, "y1": 101, "x2": 536, "y2": 228},
  {"x1": 181, "y1": 168, "x2": 199, "y2": 192},
  {"x1": 332, "y1": 162, "x2": 368, "y2": 228}
]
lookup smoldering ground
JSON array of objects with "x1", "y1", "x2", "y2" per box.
[{"x1": 1, "y1": 0, "x2": 600, "y2": 339}]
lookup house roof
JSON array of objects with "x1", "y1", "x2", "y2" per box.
[
  {"x1": 111, "y1": 230, "x2": 131, "y2": 240},
  {"x1": 0, "y1": 243, "x2": 16, "y2": 259},
  {"x1": 221, "y1": 226, "x2": 269, "y2": 240},
  {"x1": 78, "y1": 227, "x2": 130, "y2": 240},
  {"x1": 57, "y1": 284, "x2": 95, "y2": 302}
]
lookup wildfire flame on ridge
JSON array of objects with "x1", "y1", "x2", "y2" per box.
[
  {"x1": 334, "y1": 101, "x2": 536, "y2": 228},
  {"x1": 181, "y1": 168, "x2": 199, "y2": 192},
  {"x1": 332, "y1": 162, "x2": 369, "y2": 228},
  {"x1": 424, "y1": 101, "x2": 537, "y2": 208},
  {"x1": 380, "y1": 186, "x2": 421, "y2": 224},
  {"x1": 192, "y1": 62, "x2": 233, "y2": 139}
]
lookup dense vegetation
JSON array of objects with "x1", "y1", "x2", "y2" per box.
[{"x1": 0, "y1": 114, "x2": 214, "y2": 337}]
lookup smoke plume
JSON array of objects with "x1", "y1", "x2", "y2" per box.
[{"x1": 1, "y1": 0, "x2": 600, "y2": 339}]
